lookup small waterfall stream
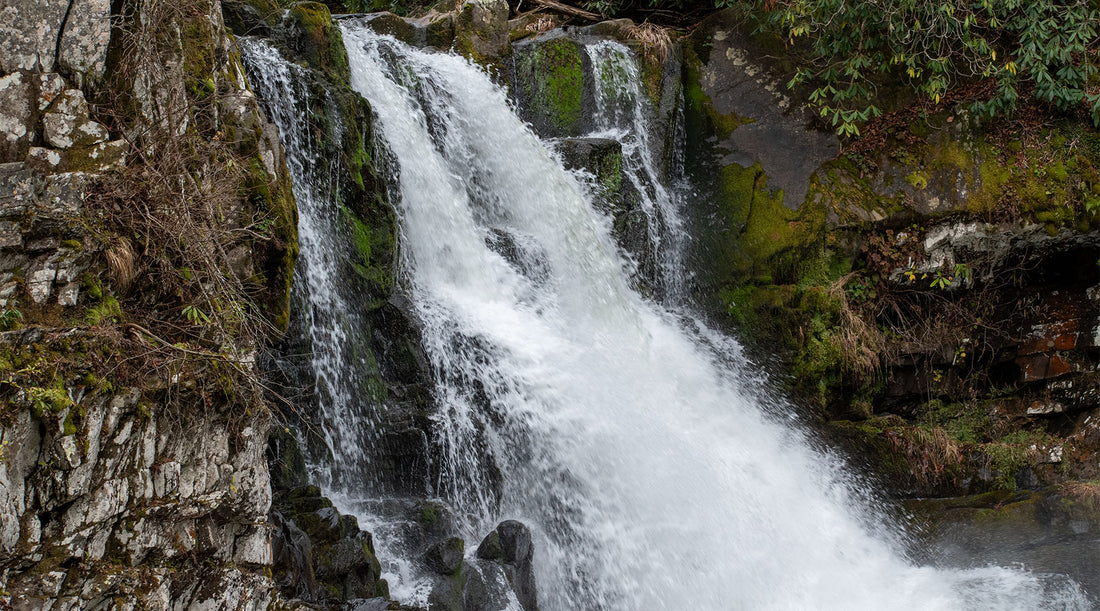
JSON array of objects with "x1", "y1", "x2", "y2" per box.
[
  {"x1": 239, "y1": 39, "x2": 380, "y2": 493},
  {"x1": 583, "y1": 40, "x2": 687, "y2": 299},
  {"x1": 245, "y1": 25, "x2": 1093, "y2": 610}
]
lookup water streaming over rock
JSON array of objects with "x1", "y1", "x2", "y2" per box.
[
  {"x1": 248, "y1": 25, "x2": 1094, "y2": 610},
  {"x1": 239, "y1": 38, "x2": 381, "y2": 492},
  {"x1": 583, "y1": 40, "x2": 687, "y2": 300}
]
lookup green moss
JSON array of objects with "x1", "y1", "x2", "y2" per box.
[
  {"x1": 712, "y1": 162, "x2": 824, "y2": 285},
  {"x1": 287, "y1": 2, "x2": 351, "y2": 85},
  {"x1": 85, "y1": 295, "x2": 122, "y2": 325},
  {"x1": 968, "y1": 151, "x2": 1011, "y2": 215},
  {"x1": 905, "y1": 171, "x2": 929, "y2": 190},
  {"x1": 908, "y1": 119, "x2": 931, "y2": 138},
  {"x1": 27, "y1": 378, "x2": 72, "y2": 417},
  {"x1": 339, "y1": 203, "x2": 391, "y2": 306},
  {"x1": 418, "y1": 500, "x2": 442, "y2": 526},
  {"x1": 931, "y1": 140, "x2": 973, "y2": 171},
  {"x1": 827, "y1": 416, "x2": 913, "y2": 484},
  {"x1": 595, "y1": 147, "x2": 623, "y2": 198},
  {"x1": 518, "y1": 37, "x2": 584, "y2": 135},
  {"x1": 375, "y1": 577, "x2": 390, "y2": 599},
  {"x1": 1047, "y1": 160, "x2": 1069, "y2": 182},
  {"x1": 241, "y1": 147, "x2": 298, "y2": 332},
  {"x1": 682, "y1": 46, "x2": 752, "y2": 140},
  {"x1": 62, "y1": 401, "x2": 86, "y2": 436}
]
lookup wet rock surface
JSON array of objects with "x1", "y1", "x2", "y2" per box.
[
  {"x1": 271, "y1": 485, "x2": 388, "y2": 603},
  {"x1": 679, "y1": 8, "x2": 1100, "y2": 561}
]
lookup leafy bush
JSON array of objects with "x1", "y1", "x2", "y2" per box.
[{"x1": 742, "y1": 0, "x2": 1100, "y2": 135}]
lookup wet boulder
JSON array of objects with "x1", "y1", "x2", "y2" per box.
[
  {"x1": 476, "y1": 520, "x2": 538, "y2": 611},
  {"x1": 512, "y1": 35, "x2": 592, "y2": 138},
  {"x1": 285, "y1": 1, "x2": 351, "y2": 84},
  {"x1": 271, "y1": 485, "x2": 389, "y2": 602},
  {"x1": 426, "y1": 536, "x2": 466, "y2": 576}
]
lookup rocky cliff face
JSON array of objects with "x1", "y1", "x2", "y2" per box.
[
  {"x1": 681, "y1": 7, "x2": 1100, "y2": 550},
  {"x1": 0, "y1": 0, "x2": 298, "y2": 607}
]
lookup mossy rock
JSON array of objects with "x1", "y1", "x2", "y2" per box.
[
  {"x1": 708, "y1": 162, "x2": 826, "y2": 287},
  {"x1": 514, "y1": 35, "x2": 589, "y2": 137},
  {"x1": 363, "y1": 13, "x2": 420, "y2": 46},
  {"x1": 286, "y1": 2, "x2": 351, "y2": 85},
  {"x1": 453, "y1": 0, "x2": 510, "y2": 64},
  {"x1": 425, "y1": 14, "x2": 455, "y2": 50}
]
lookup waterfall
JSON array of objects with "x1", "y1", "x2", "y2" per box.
[
  {"x1": 583, "y1": 40, "x2": 687, "y2": 301},
  {"x1": 239, "y1": 39, "x2": 380, "y2": 492},
  {"x1": 246, "y1": 23, "x2": 1093, "y2": 610}
]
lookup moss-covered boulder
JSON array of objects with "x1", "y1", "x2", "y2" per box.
[
  {"x1": 453, "y1": 0, "x2": 510, "y2": 64},
  {"x1": 286, "y1": 2, "x2": 350, "y2": 84},
  {"x1": 513, "y1": 35, "x2": 590, "y2": 137}
]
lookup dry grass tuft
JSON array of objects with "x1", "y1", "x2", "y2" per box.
[
  {"x1": 105, "y1": 237, "x2": 138, "y2": 292},
  {"x1": 1061, "y1": 480, "x2": 1100, "y2": 510},
  {"x1": 886, "y1": 425, "x2": 963, "y2": 486},
  {"x1": 830, "y1": 274, "x2": 884, "y2": 379},
  {"x1": 624, "y1": 22, "x2": 672, "y2": 65}
]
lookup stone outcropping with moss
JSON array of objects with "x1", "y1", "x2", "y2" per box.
[
  {"x1": 682, "y1": 7, "x2": 1100, "y2": 542},
  {"x1": 0, "y1": 0, "x2": 300, "y2": 607}
]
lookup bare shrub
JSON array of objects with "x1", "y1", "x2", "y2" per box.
[{"x1": 84, "y1": 0, "x2": 286, "y2": 406}]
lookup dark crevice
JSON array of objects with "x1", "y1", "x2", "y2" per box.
[{"x1": 53, "y1": 0, "x2": 77, "y2": 75}]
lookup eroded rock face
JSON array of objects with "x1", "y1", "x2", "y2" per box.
[
  {"x1": 0, "y1": 331, "x2": 277, "y2": 609},
  {"x1": 0, "y1": 0, "x2": 298, "y2": 607},
  {"x1": 680, "y1": 8, "x2": 1100, "y2": 511},
  {"x1": 0, "y1": 0, "x2": 111, "y2": 82},
  {"x1": 0, "y1": 0, "x2": 70, "y2": 73},
  {"x1": 56, "y1": 0, "x2": 112, "y2": 85},
  {"x1": 0, "y1": 73, "x2": 34, "y2": 161},
  {"x1": 685, "y1": 11, "x2": 839, "y2": 211}
]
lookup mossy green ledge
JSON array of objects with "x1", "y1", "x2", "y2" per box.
[{"x1": 683, "y1": 8, "x2": 1100, "y2": 511}]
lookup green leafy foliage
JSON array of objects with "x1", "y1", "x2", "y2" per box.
[
  {"x1": 742, "y1": 0, "x2": 1100, "y2": 135},
  {"x1": 0, "y1": 307, "x2": 22, "y2": 332}
]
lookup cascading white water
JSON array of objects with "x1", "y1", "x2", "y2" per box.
[
  {"x1": 335, "y1": 28, "x2": 1092, "y2": 609},
  {"x1": 246, "y1": 22, "x2": 1093, "y2": 608},
  {"x1": 239, "y1": 39, "x2": 378, "y2": 490},
  {"x1": 583, "y1": 40, "x2": 687, "y2": 298}
]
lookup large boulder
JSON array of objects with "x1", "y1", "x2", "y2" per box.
[
  {"x1": 513, "y1": 35, "x2": 591, "y2": 137},
  {"x1": 454, "y1": 0, "x2": 509, "y2": 63},
  {"x1": 285, "y1": 2, "x2": 351, "y2": 84}
]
